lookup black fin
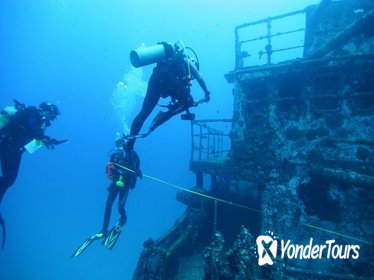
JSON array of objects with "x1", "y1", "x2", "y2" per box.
[
  {"x1": 102, "y1": 225, "x2": 121, "y2": 250},
  {"x1": 0, "y1": 213, "x2": 5, "y2": 249},
  {"x1": 71, "y1": 233, "x2": 104, "y2": 258}
]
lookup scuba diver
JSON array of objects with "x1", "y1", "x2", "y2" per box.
[
  {"x1": 72, "y1": 139, "x2": 142, "y2": 257},
  {"x1": 0, "y1": 100, "x2": 67, "y2": 249},
  {"x1": 125, "y1": 41, "x2": 211, "y2": 151}
]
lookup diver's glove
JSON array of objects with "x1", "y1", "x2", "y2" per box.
[
  {"x1": 43, "y1": 136, "x2": 68, "y2": 149},
  {"x1": 204, "y1": 90, "x2": 211, "y2": 102}
]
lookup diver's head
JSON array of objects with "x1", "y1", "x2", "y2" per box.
[
  {"x1": 172, "y1": 41, "x2": 189, "y2": 61},
  {"x1": 115, "y1": 137, "x2": 126, "y2": 148},
  {"x1": 39, "y1": 102, "x2": 60, "y2": 126},
  {"x1": 173, "y1": 42, "x2": 181, "y2": 55},
  {"x1": 114, "y1": 132, "x2": 126, "y2": 149}
]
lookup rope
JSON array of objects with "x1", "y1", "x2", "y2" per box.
[
  {"x1": 301, "y1": 223, "x2": 371, "y2": 245},
  {"x1": 111, "y1": 162, "x2": 371, "y2": 245}
]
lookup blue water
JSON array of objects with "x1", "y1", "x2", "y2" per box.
[{"x1": 0, "y1": 1, "x2": 320, "y2": 279}]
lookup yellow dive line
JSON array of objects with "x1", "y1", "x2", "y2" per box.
[
  {"x1": 112, "y1": 162, "x2": 371, "y2": 245},
  {"x1": 301, "y1": 223, "x2": 371, "y2": 245},
  {"x1": 144, "y1": 173, "x2": 263, "y2": 214},
  {"x1": 112, "y1": 162, "x2": 261, "y2": 213}
]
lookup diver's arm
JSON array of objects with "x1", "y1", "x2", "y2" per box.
[{"x1": 189, "y1": 60, "x2": 210, "y2": 101}]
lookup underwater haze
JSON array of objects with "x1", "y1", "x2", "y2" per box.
[{"x1": 0, "y1": 0, "x2": 320, "y2": 279}]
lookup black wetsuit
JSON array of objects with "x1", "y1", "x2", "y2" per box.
[
  {"x1": 0, "y1": 106, "x2": 45, "y2": 203},
  {"x1": 0, "y1": 106, "x2": 46, "y2": 248},
  {"x1": 127, "y1": 55, "x2": 209, "y2": 150},
  {"x1": 101, "y1": 149, "x2": 141, "y2": 233}
]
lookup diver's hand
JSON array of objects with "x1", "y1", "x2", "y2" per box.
[
  {"x1": 204, "y1": 91, "x2": 211, "y2": 102},
  {"x1": 43, "y1": 137, "x2": 68, "y2": 149}
]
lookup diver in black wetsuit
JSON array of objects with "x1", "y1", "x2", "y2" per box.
[
  {"x1": 125, "y1": 44, "x2": 211, "y2": 151},
  {"x1": 0, "y1": 100, "x2": 66, "y2": 249},
  {"x1": 100, "y1": 145, "x2": 142, "y2": 237},
  {"x1": 71, "y1": 142, "x2": 142, "y2": 256}
]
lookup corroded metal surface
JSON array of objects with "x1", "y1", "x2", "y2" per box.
[{"x1": 133, "y1": 1, "x2": 374, "y2": 279}]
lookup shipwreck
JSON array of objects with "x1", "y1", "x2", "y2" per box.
[{"x1": 133, "y1": 0, "x2": 374, "y2": 279}]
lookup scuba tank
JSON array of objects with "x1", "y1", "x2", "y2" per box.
[
  {"x1": 0, "y1": 100, "x2": 27, "y2": 130},
  {"x1": 0, "y1": 106, "x2": 18, "y2": 130},
  {"x1": 1, "y1": 100, "x2": 44, "y2": 154},
  {"x1": 130, "y1": 42, "x2": 176, "y2": 68},
  {"x1": 130, "y1": 40, "x2": 200, "y2": 85}
]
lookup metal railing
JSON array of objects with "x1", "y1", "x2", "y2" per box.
[
  {"x1": 190, "y1": 119, "x2": 232, "y2": 162},
  {"x1": 235, "y1": 9, "x2": 307, "y2": 69}
]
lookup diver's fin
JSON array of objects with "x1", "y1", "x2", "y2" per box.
[
  {"x1": 148, "y1": 103, "x2": 186, "y2": 133},
  {"x1": 102, "y1": 224, "x2": 122, "y2": 250},
  {"x1": 0, "y1": 213, "x2": 5, "y2": 249},
  {"x1": 71, "y1": 232, "x2": 104, "y2": 258}
]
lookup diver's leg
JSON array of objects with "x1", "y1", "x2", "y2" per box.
[
  {"x1": 101, "y1": 188, "x2": 127, "y2": 250},
  {"x1": 148, "y1": 87, "x2": 193, "y2": 131},
  {"x1": 127, "y1": 77, "x2": 160, "y2": 150},
  {"x1": 130, "y1": 88, "x2": 160, "y2": 134},
  {"x1": 117, "y1": 187, "x2": 129, "y2": 226},
  {"x1": 148, "y1": 105, "x2": 185, "y2": 132},
  {"x1": 101, "y1": 184, "x2": 118, "y2": 234},
  {"x1": 0, "y1": 150, "x2": 21, "y2": 249},
  {"x1": 0, "y1": 150, "x2": 21, "y2": 203}
]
